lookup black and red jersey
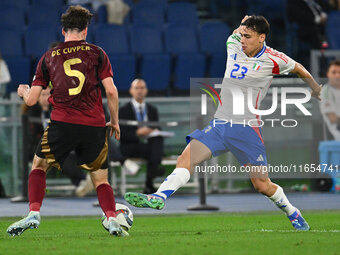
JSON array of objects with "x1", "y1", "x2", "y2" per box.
[{"x1": 32, "y1": 40, "x2": 113, "y2": 127}]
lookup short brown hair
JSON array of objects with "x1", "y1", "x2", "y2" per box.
[
  {"x1": 328, "y1": 59, "x2": 340, "y2": 70},
  {"x1": 61, "y1": 5, "x2": 93, "y2": 32}
]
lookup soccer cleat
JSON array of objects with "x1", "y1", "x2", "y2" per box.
[
  {"x1": 124, "y1": 192, "x2": 165, "y2": 210},
  {"x1": 288, "y1": 209, "x2": 310, "y2": 231},
  {"x1": 7, "y1": 211, "x2": 41, "y2": 237},
  {"x1": 108, "y1": 217, "x2": 129, "y2": 237}
]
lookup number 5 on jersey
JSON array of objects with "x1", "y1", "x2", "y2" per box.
[{"x1": 63, "y1": 58, "x2": 85, "y2": 96}]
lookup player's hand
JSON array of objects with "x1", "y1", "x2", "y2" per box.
[
  {"x1": 233, "y1": 15, "x2": 251, "y2": 34},
  {"x1": 17, "y1": 84, "x2": 30, "y2": 98},
  {"x1": 241, "y1": 15, "x2": 250, "y2": 24},
  {"x1": 106, "y1": 121, "x2": 120, "y2": 140},
  {"x1": 311, "y1": 84, "x2": 322, "y2": 101}
]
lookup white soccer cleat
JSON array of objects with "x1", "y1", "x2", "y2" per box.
[
  {"x1": 108, "y1": 217, "x2": 129, "y2": 237},
  {"x1": 7, "y1": 211, "x2": 41, "y2": 237},
  {"x1": 75, "y1": 174, "x2": 94, "y2": 197},
  {"x1": 123, "y1": 159, "x2": 140, "y2": 176}
]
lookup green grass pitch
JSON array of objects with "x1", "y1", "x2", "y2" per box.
[{"x1": 1, "y1": 211, "x2": 339, "y2": 255}]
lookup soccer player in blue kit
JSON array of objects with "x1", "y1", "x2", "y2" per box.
[{"x1": 125, "y1": 15, "x2": 321, "y2": 231}]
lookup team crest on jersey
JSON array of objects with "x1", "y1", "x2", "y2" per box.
[{"x1": 253, "y1": 61, "x2": 263, "y2": 71}]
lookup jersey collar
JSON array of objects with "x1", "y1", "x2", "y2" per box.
[{"x1": 254, "y1": 43, "x2": 266, "y2": 58}]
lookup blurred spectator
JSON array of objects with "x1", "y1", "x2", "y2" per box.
[
  {"x1": 329, "y1": 0, "x2": 340, "y2": 10},
  {"x1": 119, "y1": 79, "x2": 165, "y2": 194},
  {"x1": 102, "y1": 106, "x2": 140, "y2": 175},
  {"x1": 0, "y1": 51, "x2": 11, "y2": 98},
  {"x1": 286, "y1": 0, "x2": 329, "y2": 49},
  {"x1": 68, "y1": 0, "x2": 107, "y2": 11},
  {"x1": 106, "y1": 0, "x2": 130, "y2": 24},
  {"x1": 25, "y1": 87, "x2": 94, "y2": 196},
  {"x1": 320, "y1": 59, "x2": 340, "y2": 140}
]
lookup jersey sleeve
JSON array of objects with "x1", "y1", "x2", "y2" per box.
[
  {"x1": 226, "y1": 33, "x2": 241, "y2": 53},
  {"x1": 98, "y1": 48, "x2": 113, "y2": 80},
  {"x1": 31, "y1": 54, "x2": 49, "y2": 88},
  {"x1": 320, "y1": 85, "x2": 336, "y2": 114},
  {"x1": 277, "y1": 53, "x2": 295, "y2": 75},
  {"x1": 265, "y1": 47, "x2": 296, "y2": 75}
]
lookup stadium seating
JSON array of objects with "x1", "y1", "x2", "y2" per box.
[
  {"x1": 96, "y1": 5, "x2": 108, "y2": 24},
  {"x1": 132, "y1": 3, "x2": 164, "y2": 30},
  {"x1": 141, "y1": 54, "x2": 170, "y2": 90},
  {"x1": 200, "y1": 22, "x2": 229, "y2": 77},
  {"x1": 167, "y1": 2, "x2": 198, "y2": 28},
  {"x1": 138, "y1": 0, "x2": 167, "y2": 10},
  {"x1": 326, "y1": 11, "x2": 340, "y2": 49},
  {"x1": 31, "y1": 0, "x2": 64, "y2": 8},
  {"x1": 0, "y1": 8, "x2": 25, "y2": 30},
  {"x1": 0, "y1": 0, "x2": 30, "y2": 11},
  {"x1": 24, "y1": 26, "x2": 58, "y2": 59},
  {"x1": 0, "y1": 30, "x2": 23, "y2": 58},
  {"x1": 165, "y1": 24, "x2": 203, "y2": 90},
  {"x1": 123, "y1": 0, "x2": 134, "y2": 8},
  {"x1": 200, "y1": 21, "x2": 230, "y2": 54},
  {"x1": 174, "y1": 53, "x2": 206, "y2": 90},
  {"x1": 108, "y1": 54, "x2": 136, "y2": 91},
  {"x1": 165, "y1": 25, "x2": 199, "y2": 54},
  {"x1": 27, "y1": 5, "x2": 60, "y2": 27},
  {"x1": 130, "y1": 25, "x2": 163, "y2": 54},
  {"x1": 209, "y1": 53, "x2": 227, "y2": 77},
  {"x1": 247, "y1": 0, "x2": 284, "y2": 22},
  {"x1": 4, "y1": 56, "x2": 31, "y2": 95},
  {"x1": 85, "y1": 24, "x2": 96, "y2": 44},
  {"x1": 95, "y1": 25, "x2": 129, "y2": 54}
]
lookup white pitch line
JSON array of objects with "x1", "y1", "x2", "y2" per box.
[{"x1": 257, "y1": 229, "x2": 340, "y2": 233}]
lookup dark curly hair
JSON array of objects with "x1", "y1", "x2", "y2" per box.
[{"x1": 61, "y1": 5, "x2": 93, "y2": 32}]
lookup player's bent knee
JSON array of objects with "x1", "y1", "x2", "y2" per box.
[
  {"x1": 31, "y1": 155, "x2": 49, "y2": 172},
  {"x1": 251, "y1": 178, "x2": 271, "y2": 194},
  {"x1": 176, "y1": 153, "x2": 190, "y2": 168},
  {"x1": 90, "y1": 168, "x2": 109, "y2": 188}
]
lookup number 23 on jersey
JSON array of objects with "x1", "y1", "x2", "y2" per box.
[{"x1": 230, "y1": 64, "x2": 248, "y2": 79}]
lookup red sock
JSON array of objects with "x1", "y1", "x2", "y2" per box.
[
  {"x1": 96, "y1": 184, "x2": 116, "y2": 218},
  {"x1": 28, "y1": 169, "x2": 46, "y2": 212}
]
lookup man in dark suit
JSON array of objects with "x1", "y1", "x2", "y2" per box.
[{"x1": 119, "y1": 79, "x2": 164, "y2": 193}]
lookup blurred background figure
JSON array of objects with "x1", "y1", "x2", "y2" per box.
[
  {"x1": 320, "y1": 59, "x2": 340, "y2": 140},
  {"x1": 119, "y1": 79, "x2": 165, "y2": 194},
  {"x1": 286, "y1": 0, "x2": 330, "y2": 68},
  {"x1": 106, "y1": 0, "x2": 130, "y2": 24},
  {"x1": 329, "y1": 0, "x2": 340, "y2": 10},
  {"x1": 0, "y1": 51, "x2": 11, "y2": 98},
  {"x1": 286, "y1": 0, "x2": 329, "y2": 49}
]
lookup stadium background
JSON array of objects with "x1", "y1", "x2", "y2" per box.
[{"x1": 0, "y1": 0, "x2": 339, "y2": 197}]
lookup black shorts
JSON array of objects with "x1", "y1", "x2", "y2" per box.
[{"x1": 36, "y1": 120, "x2": 108, "y2": 171}]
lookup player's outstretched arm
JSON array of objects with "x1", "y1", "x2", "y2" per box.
[
  {"x1": 102, "y1": 77, "x2": 120, "y2": 140},
  {"x1": 233, "y1": 15, "x2": 250, "y2": 34},
  {"x1": 290, "y1": 62, "x2": 322, "y2": 100},
  {"x1": 17, "y1": 84, "x2": 42, "y2": 106}
]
